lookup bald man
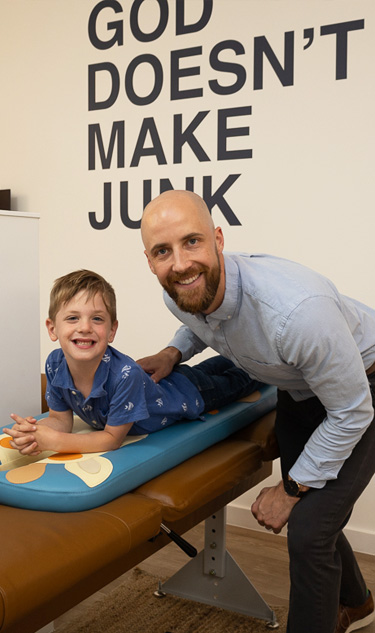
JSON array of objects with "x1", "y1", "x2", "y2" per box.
[{"x1": 139, "y1": 190, "x2": 375, "y2": 633}]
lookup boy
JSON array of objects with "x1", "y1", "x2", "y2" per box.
[{"x1": 5, "y1": 270, "x2": 262, "y2": 456}]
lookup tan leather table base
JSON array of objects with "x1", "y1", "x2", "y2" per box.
[{"x1": 0, "y1": 411, "x2": 277, "y2": 633}]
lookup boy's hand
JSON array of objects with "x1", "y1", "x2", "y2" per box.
[
  {"x1": 4, "y1": 414, "x2": 40, "y2": 455},
  {"x1": 23, "y1": 424, "x2": 57, "y2": 453},
  {"x1": 8, "y1": 413, "x2": 37, "y2": 433}
]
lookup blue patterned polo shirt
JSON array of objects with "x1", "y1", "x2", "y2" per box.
[{"x1": 45, "y1": 346, "x2": 204, "y2": 435}]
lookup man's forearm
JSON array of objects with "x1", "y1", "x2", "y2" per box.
[
  {"x1": 163, "y1": 346, "x2": 182, "y2": 365},
  {"x1": 168, "y1": 325, "x2": 207, "y2": 362}
]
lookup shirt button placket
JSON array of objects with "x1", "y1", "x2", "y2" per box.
[{"x1": 71, "y1": 390, "x2": 82, "y2": 409}]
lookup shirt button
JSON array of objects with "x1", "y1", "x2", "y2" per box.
[{"x1": 71, "y1": 391, "x2": 76, "y2": 395}]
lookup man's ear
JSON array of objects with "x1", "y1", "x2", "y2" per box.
[
  {"x1": 46, "y1": 318, "x2": 58, "y2": 342},
  {"x1": 108, "y1": 320, "x2": 119, "y2": 344},
  {"x1": 214, "y1": 226, "x2": 224, "y2": 254},
  {"x1": 144, "y1": 249, "x2": 156, "y2": 275}
]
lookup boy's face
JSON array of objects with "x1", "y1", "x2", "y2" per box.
[{"x1": 46, "y1": 291, "x2": 118, "y2": 368}]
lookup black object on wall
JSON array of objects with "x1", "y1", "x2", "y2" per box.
[{"x1": 0, "y1": 190, "x2": 11, "y2": 210}]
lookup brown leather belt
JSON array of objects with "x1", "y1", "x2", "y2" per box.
[{"x1": 366, "y1": 361, "x2": 375, "y2": 376}]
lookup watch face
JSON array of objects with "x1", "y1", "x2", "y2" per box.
[{"x1": 284, "y1": 478, "x2": 300, "y2": 496}]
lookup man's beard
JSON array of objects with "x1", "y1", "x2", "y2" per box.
[{"x1": 162, "y1": 255, "x2": 221, "y2": 314}]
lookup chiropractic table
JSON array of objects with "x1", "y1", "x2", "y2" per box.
[{"x1": 0, "y1": 379, "x2": 279, "y2": 633}]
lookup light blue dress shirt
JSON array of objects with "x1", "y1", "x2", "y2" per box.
[{"x1": 166, "y1": 253, "x2": 375, "y2": 487}]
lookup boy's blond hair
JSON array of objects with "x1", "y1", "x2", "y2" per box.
[{"x1": 48, "y1": 270, "x2": 117, "y2": 323}]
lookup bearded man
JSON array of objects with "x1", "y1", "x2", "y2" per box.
[{"x1": 139, "y1": 189, "x2": 375, "y2": 633}]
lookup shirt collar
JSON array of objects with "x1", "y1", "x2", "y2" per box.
[
  {"x1": 203, "y1": 253, "x2": 240, "y2": 323},
  {"x1": 52, "y1": 346, "x2": 113, "y2": 399}
]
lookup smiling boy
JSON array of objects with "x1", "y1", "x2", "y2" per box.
[{"x1": 5, "y1": 269, "x2": 260, "y2": 457}]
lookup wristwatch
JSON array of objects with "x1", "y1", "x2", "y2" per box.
[{"x1": 283, "y1": 477, "x2": 309, "y2": 498}]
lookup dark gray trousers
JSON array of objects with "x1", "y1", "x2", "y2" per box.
[{"x1": 275, "y1": 374, "x2": 375, "y2": 633}]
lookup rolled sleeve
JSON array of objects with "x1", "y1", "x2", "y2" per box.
[{"x1": 168, "y1": 324, "x2": 208, "y2": 362}]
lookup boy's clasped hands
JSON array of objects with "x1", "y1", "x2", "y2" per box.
[{"x1": 4, "y1": 414, "x2": 52, "y2": 456}]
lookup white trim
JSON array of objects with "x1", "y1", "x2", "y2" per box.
[
  {"x1": 227, "y1": 504, "x2": 287, "y2": 538},
  {"x1": 227, "y1": 504, "x2": 375, "y2": 556},
  {"x1": 342, "y1": 527, "x2": 375, "y2": 557},
  {"x1": 0, "y1": 210, "x2": 39, "y2": 219}
]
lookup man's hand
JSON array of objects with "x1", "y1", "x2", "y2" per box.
[
  {"x1": 137, "y1": 346, "x2": 182, "y2": 383},
  {"x1": 251, "y1": 480, "x2": 300, "y2": 534}
]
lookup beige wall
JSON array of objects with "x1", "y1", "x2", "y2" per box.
[{"x1": 1, "y1": 0, "x2": 374, "y2": 550}]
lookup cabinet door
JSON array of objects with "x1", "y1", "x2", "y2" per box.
[{"x1": 0, "y1": 212, "x2": 41, "y2": 423}]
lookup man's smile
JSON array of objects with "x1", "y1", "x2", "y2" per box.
[{"x1": 175, "y1": 273, "x2": 201, "y2": 286}]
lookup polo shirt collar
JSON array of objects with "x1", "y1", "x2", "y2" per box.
[{"x1": 51, "y1": 346, "x2": 113, "y2": 399}]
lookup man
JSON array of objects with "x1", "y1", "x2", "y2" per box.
[{"x1": 139, "y1": 189, "x2": 375, "y2": 633}]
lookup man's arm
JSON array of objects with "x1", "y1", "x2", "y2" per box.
[
  {"x1": 282, "y1": 296, "x2": 374, "y2": 488},
  {"x1": 137, "y1": 317, "x2": 209, "y2": 383},
  {"x1": 137, "y1": 346, "x2": 182, "y2": 383},
  {"x1": 167, "y1": 324, "x2": 208, "y2": 361},
  {"x1": 252, "y1": 296, "x2": 374, "y2": 532}
]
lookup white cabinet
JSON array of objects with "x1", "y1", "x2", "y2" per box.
[{"x1": 0, "y1": 211, "x2": 41, "y2": 423}]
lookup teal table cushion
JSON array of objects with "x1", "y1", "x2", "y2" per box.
[{"x1": 0, "y1": 385, "x2": 276, "y2": 512}]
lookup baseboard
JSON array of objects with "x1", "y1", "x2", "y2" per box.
[
  {"x1": 227, "y1": 504, "x2": 288, "y2": 538},
  {"x1": 342, "y1": 527, "x2": 375, "y2": 556},
  {"x1": 227, "y1": 505, "x2": 375, "y2": 556}
]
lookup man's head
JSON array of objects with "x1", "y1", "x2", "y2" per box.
[{"x1": 141, "y1": 190, "x2": 225, "y2": 315}]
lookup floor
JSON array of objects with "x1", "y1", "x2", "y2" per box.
[{"x1": 52, "y1": 524, "x2": 375, "y2": 631}]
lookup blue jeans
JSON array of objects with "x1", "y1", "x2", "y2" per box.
[
  {"x1": 275, "y1": 373, "x2": 375, "y2": 633},
  {"x1": 174, "y1": 355, "x2": 264, "y2": 413}
]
